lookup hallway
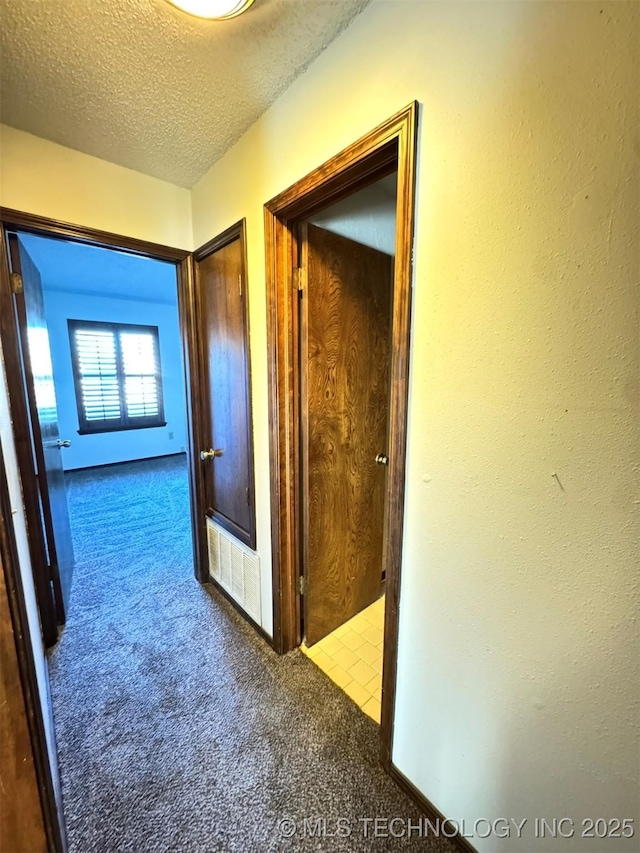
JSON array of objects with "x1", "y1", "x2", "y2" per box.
[{"x1": 48, "y1": 457, "x2": 452, "y2": 852}]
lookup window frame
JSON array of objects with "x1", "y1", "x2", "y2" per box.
[{"x1": 68, "y1": 319, "x2": 166, "y2": 435}]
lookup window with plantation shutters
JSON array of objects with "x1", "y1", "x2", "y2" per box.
[{"x1": 68, "y1": 320, "x2": 166, "y2": 434}]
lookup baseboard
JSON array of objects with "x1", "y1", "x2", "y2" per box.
[
  {"x1": 206, "y1": 575, "x2": 274, "y2": 649},
  {"x1": 65, "y1": 451, "x2": 187, "y2": 473},
  {"x1": 388, "y1": 764, "x2": 478, "y2": 853}
]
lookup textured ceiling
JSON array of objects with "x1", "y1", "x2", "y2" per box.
[{"x1": 0, "y1": 0, "x2": 371, "y2": 187}]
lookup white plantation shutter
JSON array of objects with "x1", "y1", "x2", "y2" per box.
[
  {"x1": 120, "y1": 332, "x2": 160, "y2": 420},
  {"x1": 75, "y1": 329, "x2": 121, "y2": 422},
  {"x1": 69, "y1": 320, "x2": 164, "y2": 432}
]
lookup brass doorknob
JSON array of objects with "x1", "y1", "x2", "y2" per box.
[
  {"x1": 56, "y1": 439, "x2": 71, "y2": 448},
  {"x1": 375, "y1": 453, "x2": 388, "y2": 466},
  {"x1": 200, "y1": 448, "x2": 223, "y2": 461}
]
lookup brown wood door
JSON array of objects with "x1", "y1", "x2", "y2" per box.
[
  {"x1": 301, "y1": 223, "x2": 392, "y2": 645},
  {"x1": 8, "y1": 234, "x2": 75, "y2": 623},
  {"x1": 194, "y1": 222, "x2": 255, "y2": 549}
]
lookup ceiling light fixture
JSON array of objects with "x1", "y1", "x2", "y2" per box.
[{"x1": 166, "y1": 0, "x2": 254, "y2": 20}]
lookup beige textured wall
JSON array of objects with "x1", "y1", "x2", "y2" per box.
[
  {"x1": 0, "y1": 125, "x2": 192, "y2": 248},
  {"x1": 190, "y1": 1, "x2": 639, "y2": 848}
]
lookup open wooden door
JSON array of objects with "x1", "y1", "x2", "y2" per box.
[
  {"x1": 7, "y1": 234, "x2": 75, "y2": 625},
  {"x1": 193, "y1": 221, "x2": 255, "y2": 550},
  {"x1": 301, "y1": 224, "x2": 392, "y2": 646}
]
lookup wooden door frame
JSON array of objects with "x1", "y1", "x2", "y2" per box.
[
  {"x1": 0, "y1": 208, "x2": 209, "y2": 602},
  {"x1": 264, "y1": 102, "x2": 419, "y2": 768}
]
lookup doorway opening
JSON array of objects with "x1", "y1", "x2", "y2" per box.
[
  {"x1": 0, "y1": 212, "x2": 203, "y2": 847},
  {"x1": 264, "y1": 103, "x2": 418, "y2": 768},
  {"x1": 298, "y1": 172, "x2": 398, "y2": 724},
  {"x1": 0, "y1": 214, "x2": 201, "y2": 650},
  {"x1": 13, "y1": 232, "x2": 191, "y2": 635}
]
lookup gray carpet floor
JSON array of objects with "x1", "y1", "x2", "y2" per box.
[{"x1": 49, "y1": 455, "x2": 455, "y2": 853}]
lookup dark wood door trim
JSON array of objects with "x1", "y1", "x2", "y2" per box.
[
  {"x1": 264, "y1": 102, "x2": 419, "y2": 770},
  {"x1": 0, "y1": 211, "x2": 206, "y2": 590},
  {"x1": 193, "y1": 219, "x2": 257, "y2": 551},
  {"x1": 193, "y1": 218, "x2": 246, "y2": 262},
  {"x1": 0, "y1": 208, "x2": 189, "y2": 262},
  {"x1": 0, "y1": 446, "x2": 68, "y2": 852}
]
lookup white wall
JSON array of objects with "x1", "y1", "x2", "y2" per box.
[
  {"x1": 0, "y1": 125, "x2": 193, "y2": 249},
  {"x1": 310, "y1": 177, "x2": 397, "y2": 255},
  {"x1": 43, "y1": 289, "x2": 187, "y2": 470},
  {"x1": 190, "y1": 1, "x2": 639, "y2": 849}
]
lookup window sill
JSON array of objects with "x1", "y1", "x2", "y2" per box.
[{"x1": 77, "y1": 422, "x2": 168, "y2": 436}]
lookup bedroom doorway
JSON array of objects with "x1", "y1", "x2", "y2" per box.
[{"x1": 264, "y1": 102, "x2": 418, "y2": 767}]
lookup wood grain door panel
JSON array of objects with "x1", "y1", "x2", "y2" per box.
[
  {"x1": 194, "y1": 223, "x2": 255, "y2": 549},
  {"x1": 302, "y1": 224, "x2": 392, "y2": 645}
]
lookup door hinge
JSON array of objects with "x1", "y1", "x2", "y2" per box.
[
  {"x1": 297, "y1": 575, "x2": 307, "y2": 595},
  {"x1": 246, "y1": 487, "x2": 250, "y2": 505},
  {"x1": 238, "y1": 274, "x2": 242, "y2": 297},
  {"x1": 10, "y1": 273, "x2": 23, "y2": 294},
  {"x1": 293, "y1": 267, "x2": 306, "y2": 293}
]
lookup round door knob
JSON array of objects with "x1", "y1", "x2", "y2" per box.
[{"x1": 200, "y1": 448, "x2": 223, "y2": 461}]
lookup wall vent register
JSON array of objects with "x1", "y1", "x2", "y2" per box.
[{"x1": 207, "y1": 518, "x2": 261, "y2": 624}]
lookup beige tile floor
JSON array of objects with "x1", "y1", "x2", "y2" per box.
[{"x1": 302, "y1": 595, "x2": 384, "y2": 723}]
